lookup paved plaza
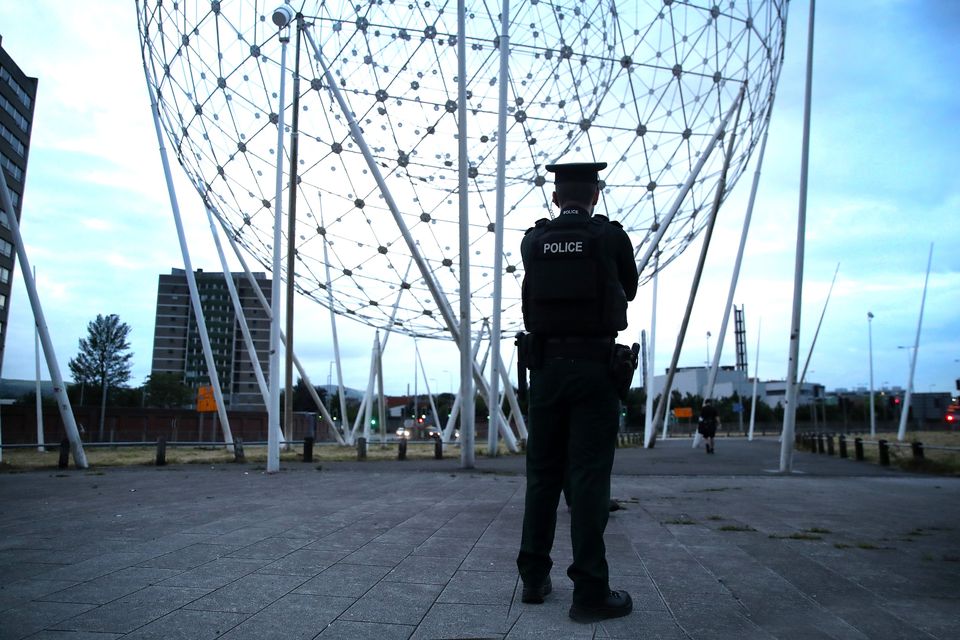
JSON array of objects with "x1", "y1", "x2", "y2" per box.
[{"x1": 1, "y1": 438, "x2": 958, "y2": 639}]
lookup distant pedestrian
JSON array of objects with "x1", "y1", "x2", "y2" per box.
[
  {"x1": 698, "y1": 399, "x2": 719, "y2": 454},
  {"x1": 516, "y1": 161, "x2": 638, "y2": 623}
]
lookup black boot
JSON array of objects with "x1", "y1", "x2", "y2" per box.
[
  {"x1": 569, "y1": 590, "x2": 633, "y2": 623},
  {"x1": 521, "y1": 576, "x2": 552, "y2": 604}
]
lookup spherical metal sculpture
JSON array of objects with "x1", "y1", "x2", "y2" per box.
[{"x1": 138, "y1": 0, "x2": 787, "y2": 339}]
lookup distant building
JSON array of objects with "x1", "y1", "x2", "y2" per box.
[
  {"x1": 652, "y1": 366, "x2": 824, "y2": 407},
  {"x1": 0, "y1": 36, "x2": 38, "y2": 378},
  {"x1": 150, "y1": 268, "x2": 271, "y2": 409}
]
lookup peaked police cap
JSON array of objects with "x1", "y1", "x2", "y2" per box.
[{"x1": 545, "y1": 161, "x2": 608, "y2": 184}]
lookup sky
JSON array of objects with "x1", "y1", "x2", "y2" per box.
[{"x1": 0, "y1": 1, "x2": 958, "y2": 401}]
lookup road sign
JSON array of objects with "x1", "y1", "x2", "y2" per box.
[
  {"x1": 673, "y1": 407, "x2": 693, "y2": 419},
  {"x1": 732, "y1": 403, "x2": 743, "y2": 413},
  {"x1": 196, "y1": 385, "x2": 217, "y2": 413}
]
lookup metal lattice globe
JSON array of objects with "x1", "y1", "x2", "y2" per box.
[{"x1": 138, "y1": 0, "x2": 787, "y2": 339}]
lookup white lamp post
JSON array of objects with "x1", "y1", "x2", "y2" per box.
[{"x1": 867, "y1": 311, "x2": 875, "y2": 436}]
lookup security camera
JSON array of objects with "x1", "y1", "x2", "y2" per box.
[{"x1": 272, "y1": 5, "x2": 295, "y2": 28}]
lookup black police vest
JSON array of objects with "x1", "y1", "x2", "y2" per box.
[{"x1": 523, "y1": 214, "x2": 625, "y2": 336}]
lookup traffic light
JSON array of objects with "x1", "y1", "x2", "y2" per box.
[{"x1": 371, "y1": 417, "x2": 377, "y2": 426}]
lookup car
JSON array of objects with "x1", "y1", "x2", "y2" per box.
[
  {"x1": 946, "y1": 403, "x2": 959, "y2": 426},
  {"x1": 396, "y1": 427, "x2": 411, "y2": 439}
]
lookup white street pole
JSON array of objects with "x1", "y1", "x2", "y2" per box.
[
  {"x1": 748, "y1": 318, "x2": 761, "y2": 441},
  {"x1": 34, "y1": 266, "x2": 44, "y2": 451},
  {"x1": 0, "y1": 158, "x2": 87, "y2": 467},
  {"x1": 457, "y1": 0, "x2": 476, "y2": 467},
  {"x1": 898, "y1": 243, "x2": 934, "y2": 441},
  {"x1": 488, "y1": 0, "x2": 511, "y2": 458},
  {"x1": 646, "y1": 255, "x2": 659, "y2": 443},
  {"x1": 779, "y1": 0, "x2": 816, "y2": 473},
  {"x1": 267, "y1": 28, "x2": 290, "y2": 472},
  {"x1": 867, "y1": 311, "x2": 876, "y2": 437}
]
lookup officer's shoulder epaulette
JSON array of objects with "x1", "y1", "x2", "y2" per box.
[
  {"x1": 524, "y1": 217, "x2": 549, "y2": 235},
  {"x1": 593, "y1": 214, "x2": 622, "y2": 229}
]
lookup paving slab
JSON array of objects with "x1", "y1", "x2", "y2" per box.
[{"x1": 0, "y1": 439, "x2": 957, "y2": 639}]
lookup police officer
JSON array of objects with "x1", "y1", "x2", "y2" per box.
[{"x1": 516, "y1": 161, "x2": 639, "y2": 623}]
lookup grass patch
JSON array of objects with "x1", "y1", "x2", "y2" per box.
[
  {"x1": 834, "y1": 543, "x2": 851, "y2": 549},
  {"x1": 855, "y1": 542, "x2": 880, "y2": 550},
  {"x1": 804, "y1": 527, "x2": 831, "y2": 534},
  {"x1": 769, "y1": 532, "x2": 822, "y2": 541},
  {"x1": 853, "y1": 431, "x2": 960, "y2": 475},
  {"x1": 707, "y1": 515, "x2": 724, "y2": 521},
  {"x1": 661, "y1": 518, "x2": 697, "y2": 526},
  {"x1": 718, "y1": 525, "x2": 757, "y2": 532},
  {"x1": 0, "y1": 442, "x2": 518, "y2": 471}
]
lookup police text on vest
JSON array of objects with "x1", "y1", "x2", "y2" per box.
[{"x1": 543, "y1": 241, "x2": 583, "y2": 254}]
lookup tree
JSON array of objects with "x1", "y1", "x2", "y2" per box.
[
  {"x1": 68, "y1": 314, "x2": 133, "y2": 441},
  {"x1": 144, "y1": 373, "x2": 193, "y2": 408}
]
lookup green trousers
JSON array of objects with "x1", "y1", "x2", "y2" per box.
[{"x1": 516, "y1": 356, "x2": 619, "y2": 605}]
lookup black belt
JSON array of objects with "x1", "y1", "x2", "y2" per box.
[{"x1": 542, "y1": 336, "x2": 614, "y2": 360}]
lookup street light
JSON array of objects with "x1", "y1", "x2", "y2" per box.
[
  {"x1": 705, "y1": 331, "x2": 712, "y2": 368},
  {"x1": 867, "y1": 311, "x2": 876, "y2": 436}
]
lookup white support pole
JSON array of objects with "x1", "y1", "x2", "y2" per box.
[
  {"x1": 780, "y1": 0, "x2": 816, "y2": 473},
  {"x1": 867, "y1": 311, "x2": 876, "y2": 437},
  {"x1": 799, "y1": 262, "x2": 840, "y2": 385},
  {"x1": 302, "y1": 28, "x2": 462, "y2": 341},
  {"x1": 488, "y1": 0, "x2": 511, "y2": 458},
  {"x1": 645, "y1": 255, "x2": 659, "y2": 446},
  {"x1": 415, "y1": 342, "x2": 443, "y2": 434},
  {"x1": 376, "y1": 334, "x2": 387, "y2": 446},
  {"x1": 652, "y1": 86, "x2": 745, "y2": 436},
  {"x1": 456, "y1": 0, "x2": 476, "y2": 468},
  {"x1": 748, "y1": 317, "x2": 761, "y2": 441},
  {"x1": 898, "y1": 243, "x2": 933, "y2": 441},
  {"x1": 635, "y1": 92, "x2": 747, "y2": 275},
  {"x1": 203, "y1": 203, "x2": 270, "y2": 408},
  {"x1": 704, "y1": 115, "x2": 774, "y2": 401},
  {"x1": 321, "y1": 223, "x2": 350, "y2": 442},
  {"x1": 142, "y1": 58, "x2": 234, "y2": 451},
  {"x1": 361, "y1": 333, "x2": 379, "y2": 442},
  {"x1": 34, "y1": 266, "x2": 44, "y2": 451},
  {"x1": 497, "y1": 353, "x2": 527, "y2": 440},
  {"x1": 445, "y1": 323, "x2": 486, "y2": 442},
  {"x1": 209, "y1": 205, "x2": 343, "y2": 444},
  {"x1": 267, "y1": 31, "x2": 290, "y2": 472},
  {"x1": 1, "y1": 180, "x2": 87, "y2": 466}
]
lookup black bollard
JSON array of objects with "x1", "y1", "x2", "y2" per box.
[
  {"x1": 398, "y1": 438, "x2": 407, "y2": 460},
  {"x1": 155, "y1": 437, "x2": 167, "y2": 466},
  {"x1": 357, "y1": 437, "x2": 367, "y2": 460},
  {"x1": 233, "y1": 437, "x2": 245, "y2": 463},
  {"x1": 911, "y1": 441, "x2": 924, "y2": 462},
  {"x1": 839, "y1": 435, "x2": 848, "y2": 458},
  {"x1": 854, "y1": 437, "x2": 864, "y2": 461},
  {"x1": 878, "y1": 439, "x2": 890, "y2": 466},
  {"x1": 826, "y1": 435, "x2": 835, "y2": 456},
  {"x1": 434, "y1": 436, "x2": 443, "y2": 460},
  {"x1": 303, "y1": 436, "x2": 314, "y2": 463},
  {"x1": 816, "y1": 434, "x2": 825, "y2": 454},
  {"x1": 58, "y1": 438, "x2": 70, "y2": 469}
]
